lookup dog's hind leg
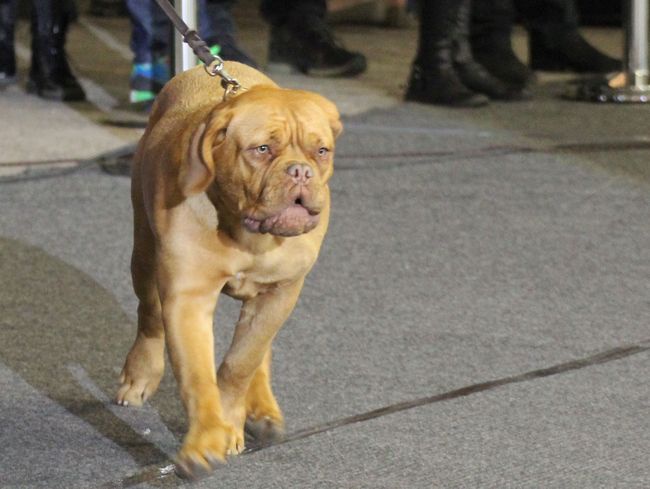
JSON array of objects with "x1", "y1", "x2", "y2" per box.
[{"x1": 116, "y1": 194, "x2": 165, "y2": 407}]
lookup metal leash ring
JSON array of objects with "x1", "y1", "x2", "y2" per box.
[{"x1": 205, "y1": 59, "x2": 243, "y2": 99}]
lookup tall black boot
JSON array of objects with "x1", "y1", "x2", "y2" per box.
[
  {"x1": 28, "y1": 0, "x2": 85, "y2": 101},
  {"x1": 405, "y1": 0, "x2": 488, "y2": 107},
  {"x1": 51, "y1": 0, "x2": 85, "y2": 100},
  {"x1": 471, "y1": 0, "x2": 533, "y2": 89},
  {"x1": 454, "y1": 0, "x2": 526, "y2": 100},
  {"x1": 516, "y1": 0, "x2": 620, "y2": 73}
]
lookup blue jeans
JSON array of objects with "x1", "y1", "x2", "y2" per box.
[{"x1": 126, "y1": 0, "x2": 230, "y2": 65}]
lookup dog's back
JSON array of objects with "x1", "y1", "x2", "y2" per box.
[{"x1": 149, "y1": 62, "x2": 277, "y2": 127}]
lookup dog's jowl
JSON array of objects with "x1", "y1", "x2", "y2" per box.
[{"x1": 114, "y1": 62, "x2": 342, "y2": 478}]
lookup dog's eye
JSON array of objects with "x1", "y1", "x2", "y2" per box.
[
  {"x1": 317, "y1": 147, "x2": 329, "y2": 157},
  {"x1": 256, "y1": 145, "x2": 270, "y2": 154}
]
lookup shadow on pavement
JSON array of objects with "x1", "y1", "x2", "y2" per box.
[{"x1": 0, "y1": 237, "x2": 176, "y2": 468}]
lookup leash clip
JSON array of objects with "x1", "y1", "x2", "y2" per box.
[{"x1": 204, "y1": 58, "x2": 242, "y2": 99}]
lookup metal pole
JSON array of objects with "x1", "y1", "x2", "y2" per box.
[
  {"x1": 174, "y1": 0, "x2": 198, "y2": 75},
  {"x1": 625, "y1": 0, "x2": 650, "y2": 89},
  {"x1": 570, "y1": 0, "x2": 650, "y2": 103}
]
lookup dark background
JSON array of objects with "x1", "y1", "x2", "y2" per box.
[
  {"x1": 577, "y1": 0, "x2": 622, "y2": 25},
  {"x1": 20, "y1": 1, "x2": 625, "y2": 27}
]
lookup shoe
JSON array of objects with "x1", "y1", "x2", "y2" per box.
[
  {"x1": 407, "y1": 0, "x2": 488, "y2": 107},
  {"x1": 28, "y1": 8, "x2": 85, "y2": 101},
  {"x1": 52, "y1": 51, "x2": 85, "y2": 101},
  {"x1": 470, "y1": 0, "x2": 533, "y2": 90},
  {"x1": 129, "y1": 59, "x2": 169, "y2": 104},
  {"x1": 27, "y1": 36, "x2": 73, "y2": 101},
  {"x1": 472, "y1": 34, "x2": 533, "y2": 90},
  {"x1": 405, "y1": 64, "x2": 489, "y2": 107},
  {"x1": 28, "y1": 57, "x2": 85, "y2": 101},
  {"x1": 0, "y1": 45, "x2": 16, "y2": 86},
  {"x1": 455, "y1": 61, "x2": 529, "y2": 100},
  {"x1": 529, "y1": 30, "x2": 620, "y2": 73},
  {"x1": 453, "y1": 0, "x2": 526, "y2": 100},
  {"x1": 267, "y1": 16, "x2": 367, "y2": 77}
]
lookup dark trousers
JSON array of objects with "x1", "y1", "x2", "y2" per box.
[
  {"x1": 472, "y1": 0, "x2": 579, "y2": 41},
  {"x1": 259, "y1": 0, "x2": 326, "y2": 26},
  {"x1": 126, "y1": 0, "x2": 236, "y2": 64},
  {"x1": 0, "y1": 1, "x2": 16, "y2": 52},
  {"x1": 0, "y1": 0, "x2": 76, "y2": 57}
]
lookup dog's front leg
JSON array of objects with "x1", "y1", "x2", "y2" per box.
[
  {"x1": 160, "y1": 275, "x2": 234, "y2": 477},
  {"x1": 217, "y1": 278, "x2": 305, "y2": 452}
]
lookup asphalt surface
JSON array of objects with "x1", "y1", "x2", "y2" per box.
[{"x1": 1, "y1": 4, "x2": 649, "y2": 489}]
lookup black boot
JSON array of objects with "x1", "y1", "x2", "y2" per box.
[
  {"x1": 454, "y1": 0, "x2": 527, "y2": 100},
  {"x1": 266, "y1": 16, "x2": 367, "y2": 77},
  {"x1": 52, "y1": 1, "x2": 85, "y2": 100},
  {"x1": 405, "y1": 0, "x2": 488, "y2": 107},
  {"x1": 516, "y1": 0, "x2": 620, "y2": 73},
  {"x1": 529, "y1": 29, "x2": 620, "y2": 73},
  {"x1": 27, "y1": 0, "x2": 85, "y2": 101},
  {"x1": 471, "y1": 0, "x2": 533, "y2": 90}
]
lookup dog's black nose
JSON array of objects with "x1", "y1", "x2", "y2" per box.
[{"x1": 286, "y1": 163, "x2": 314, "y2": 184}]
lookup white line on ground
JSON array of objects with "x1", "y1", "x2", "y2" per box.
[
  {"x1": 78, "y1": 77, "x2": 119, "y2": 113},
  {"x1": 67, "y1": 363, "x2": 178, "y2": 458}
]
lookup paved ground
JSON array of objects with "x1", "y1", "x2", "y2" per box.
[{"x1": 1, "y1": 2, "x2": 650, "y2": 488}]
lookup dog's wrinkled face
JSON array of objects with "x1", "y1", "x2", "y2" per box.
[{"x1": 188, "y1": 86, "x2": 342, "y2": 237}]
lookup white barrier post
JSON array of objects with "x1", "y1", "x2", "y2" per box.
[
  {"x1": 571, "y1": 0, "x2": 650, "y2": 102},
  {"x1": 625, "y1": 0, "x2": 650, "y2": 92},
  {"x1": 174, "y1": 0, "x2": 198, "y2": 74}
]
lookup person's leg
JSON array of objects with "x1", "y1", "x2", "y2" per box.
[
  {"x1": 406, "y1": 0, "x2": 488, "y2": 107},
  {"x1": 28, "y1": 0, "x2": 85, "y2": 100},
  {"x1": 471, "y1": 0, "x2": 532, "y2": 89},
  {"x1": 260, "y1": 0, "x2": 326, "y2": 26},
  {"x1": 0, "y1": 0, "x2": 17, "y2": 84},
  {"x1": 261, "y1": 0, "x2": 366, "y2": 77},
  {"x1": 90, "y1": 0, "x2": 127, "y2": 17},
  {"x1": 453, "y1": 0, "x2": 525, "y2": 100},
  {"x1": 201, "y1": 0, "x2": 257, "y2": 67},
  {"x1": 516, "y1": 0, "x2": 619, "y2": 72},
  {"x1": 125, "y1": 0, "x2": 170, "y2": 104},
  {"x1": 29, "y1": 0, "x2": 57, "y2": 97},
  {"x1": 52, "y1": 0, "x2": 85, "y2": 98}
]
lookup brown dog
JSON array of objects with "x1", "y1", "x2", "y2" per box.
[{"x1": 115, "y1": 62, "x2": 341, "y2": 477}]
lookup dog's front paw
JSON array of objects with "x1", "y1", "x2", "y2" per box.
[
  {"x1": 176, "y1": 422, "x2": 235, "y2": 479},
  {"x1": 227, "y1": 427, "x2": 246, "y2": 456},
  {"x1": 219, "y1": 397, "x2": 247, "y2": 455}
]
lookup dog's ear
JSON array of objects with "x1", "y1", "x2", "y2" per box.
[
  {"x1": 180, "y1": 107, "x2": 232, "y2": 196},
  {"x1": 311, "y1": 94, "x2": 343, "y2": 139},
  {"x1": 325, "y1": 101, "x2": 343, "y2": 139},
  {"x1": 179, "y1": 122, "x2": 211, "y2": 196},
  {"x1": 329, "y1": 114, "x2": 343, "y2": 140}
]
